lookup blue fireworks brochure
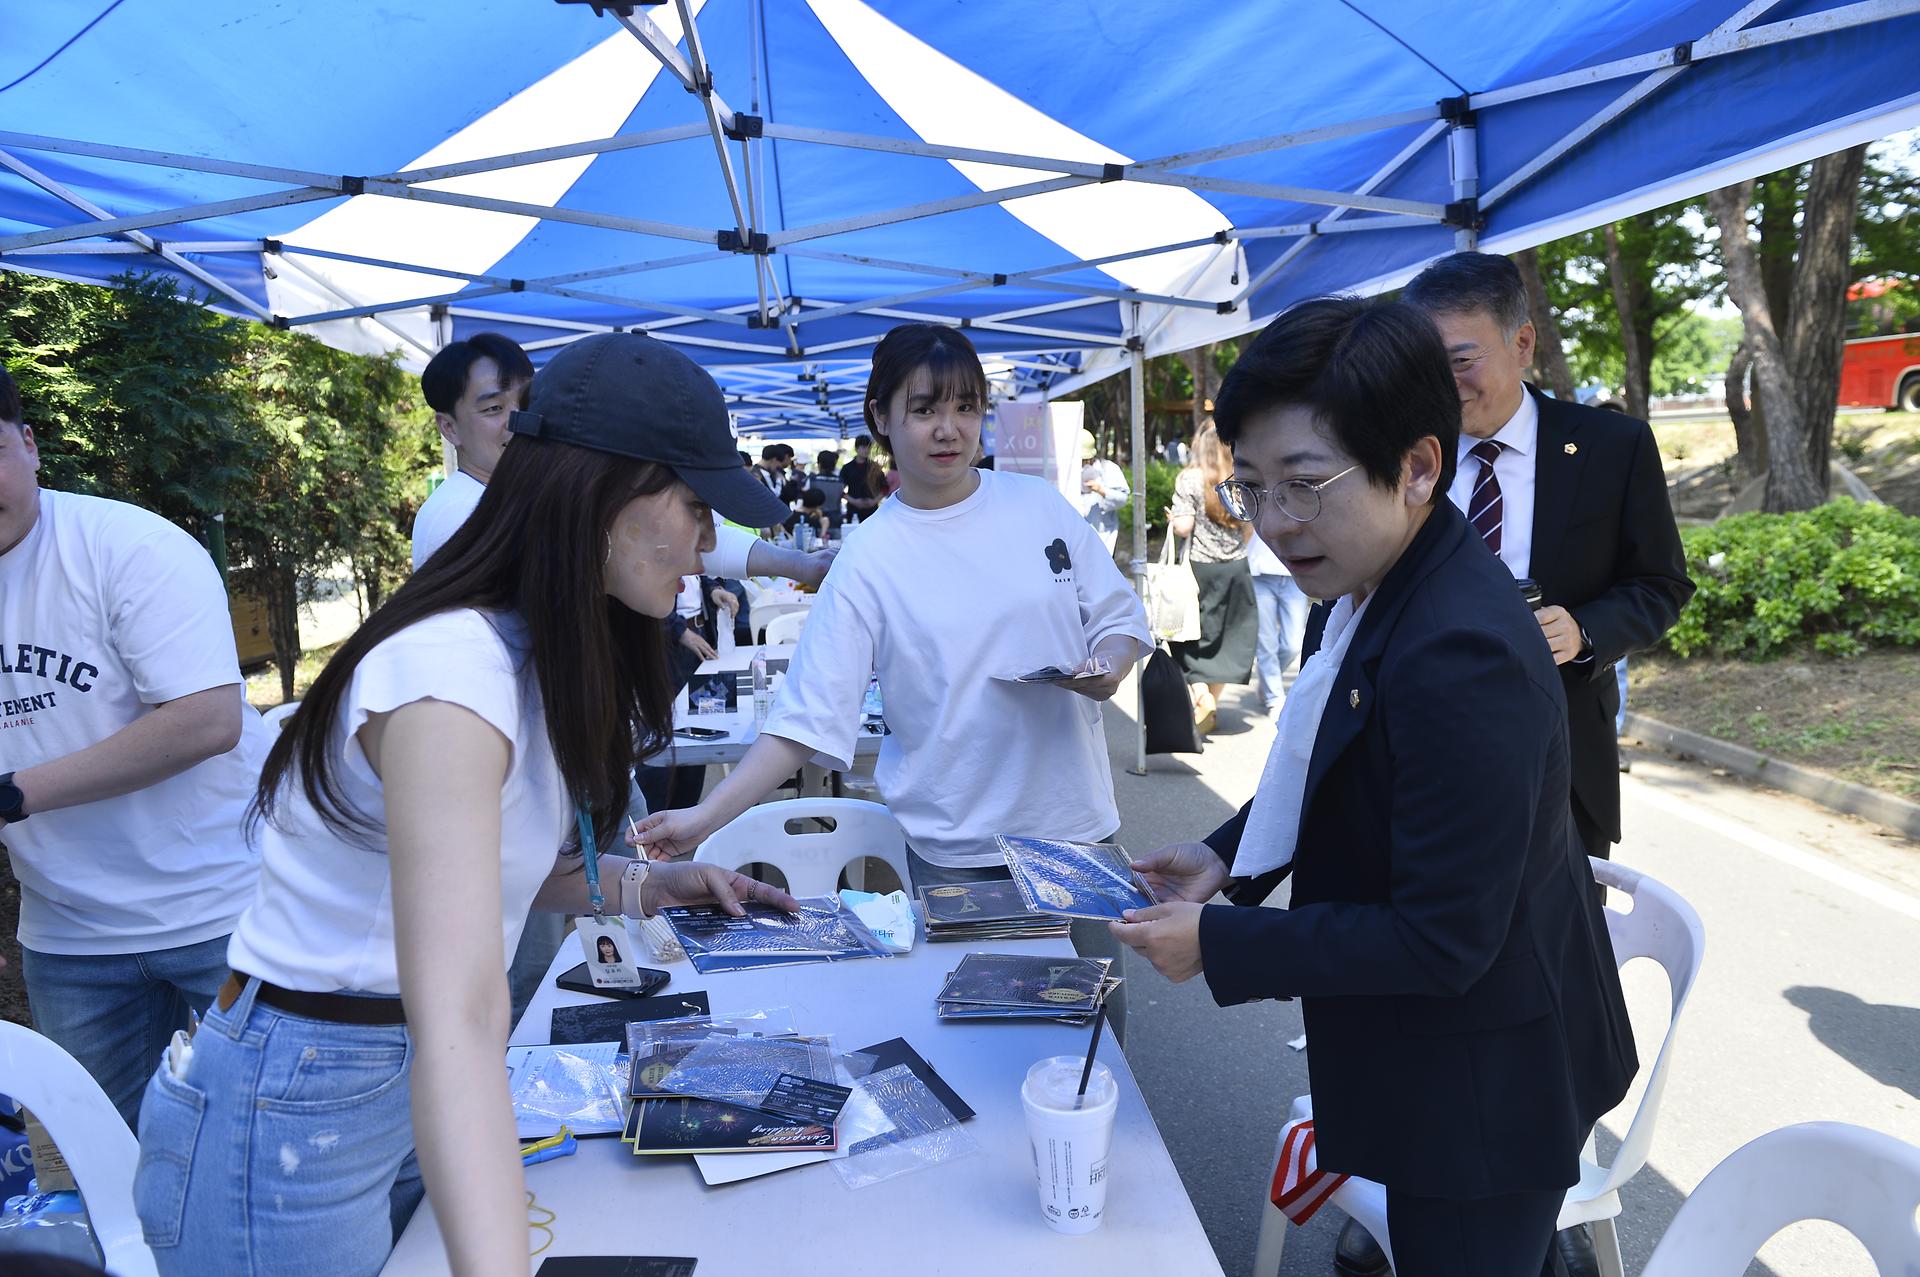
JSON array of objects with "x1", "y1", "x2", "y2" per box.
[
  {"x1": 996, "y1": 835, "x2": 1158, "y2": 921},
  {"x1": 935, "y1": 952, "x2": 1112, "y2": 1013}
]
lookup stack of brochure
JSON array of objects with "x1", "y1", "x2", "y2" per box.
[
  {"x1": 934, "y1": 952, "x2": 1118, "y2": 1024},
  {"x1": 622, "y1": 1015, "x2": 850, "y2": 1157},
  {"x1": 919, "y1": 878, "x2": 1070, "y2": 943}
]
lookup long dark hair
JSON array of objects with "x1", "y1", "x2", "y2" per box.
[
  {"x1": 251, "y1": 435, "x2": 677, "y2": 849},
  {"x1": 862, "y1": 324, "x2": 989, "y2": 445}
]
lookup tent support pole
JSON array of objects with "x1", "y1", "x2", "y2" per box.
[
  {"x1": 1129, "y1": 304, "x2": 1148, "y2": 777},
  {"x1": 1449, "y1": 121, "x2": 1480, "y2": 251}
]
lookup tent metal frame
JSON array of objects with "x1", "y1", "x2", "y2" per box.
[{"x1": 4, "y1": 0, "x2": 1910, "y2": 368}]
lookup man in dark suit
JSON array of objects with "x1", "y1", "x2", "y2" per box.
[
  {"x1": 1406, "y1": 252, "x2": 1695, "y2": 871},
  {"x1": 1112, "y1": 297, "x2": 1637, "y2": 1276}
]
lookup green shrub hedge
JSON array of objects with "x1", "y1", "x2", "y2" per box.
[
  {"x1": 1115, "y1": 459, "x2": 1183, "y2": 543},
  {"x1": 1667, "y1": 499, "x2": 1920, "y2": 659}
]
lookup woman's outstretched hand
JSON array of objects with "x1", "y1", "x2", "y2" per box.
[{"x1": 641, "y1": 861, "x2": 798, "y2": 917}]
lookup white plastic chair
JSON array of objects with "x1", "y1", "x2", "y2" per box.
[
  {"x1": 695, "y1": 797, "x2": 909, "y2": 898},
  {"x1": 1641, "y1": 1122, "x2": 1920, "y2": 1274},
  {"x1": 1253, "y1": 856, "x2": 1706, "y2": 1277},
  {"x1": 260, "y1": 700, "x2": 300, "y2": 730},
  {"x1": 762, "y1": 609, "x2": 808, "y2": 647},
  {"x1": 753, "y1": 600, "x2": 809, "y2": 644},
  {"x1": 0, "y1": 1020, "x2": 159, "y2": 1276}
]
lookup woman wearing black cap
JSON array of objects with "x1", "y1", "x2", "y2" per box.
[{"x1": 131, "y1": 335, "x2": 797, "y2": 1277}]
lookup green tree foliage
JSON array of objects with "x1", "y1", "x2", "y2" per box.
[
  {"x1": 227, "y1": 329, "x2": 435, "y2": 697},
  {"x1": 1, "y1": 273, "x2": 437, "y2": 696},
  {"x1": 0, "y1": 272, "x2": 255, "y2": 535},
  {"x1": 1650, "y1": 310, "x2": 1742, "y2": 397},
  {"x1": 1532, "y1": 206, "x2": 1715, "y2": 408},
  {"x1": 1667, "y1": 501, "x2": 1920, "y2": 658}
]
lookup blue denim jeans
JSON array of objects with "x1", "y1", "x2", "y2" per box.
[
  {"x1": 1252, "y1": 572, "x2": 1312, "y2": 710},
  {"x1": 133, "y1": 976, "x2": 423, "y2": 1277},
  {"x1": 19, "y1": 934, "x2": 230, "y2": 1130}
]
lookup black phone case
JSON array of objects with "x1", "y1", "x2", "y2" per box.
[{"x1": 554, "y1": 961, "x2": 670, "y2": 1000}]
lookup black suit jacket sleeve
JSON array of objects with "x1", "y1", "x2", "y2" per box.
[
  {"x1": 1566, "y1": 418, "x2": 1694, "y2": 680},
  {"x1": 1198, "y1": 627, "x2": 1551, "y2": 1006},
  {"x1": 1205, "y1": 801, "x2": 1252, "y2": 862}
]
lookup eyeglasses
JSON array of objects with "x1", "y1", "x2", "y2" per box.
[{"x1": 1215, "y1": 464, "x2": 1360, "y2": 524}]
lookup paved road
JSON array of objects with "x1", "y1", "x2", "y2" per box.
[{"x1": 1098, "y1": 675, "x2": 1920, "y2": 1277}]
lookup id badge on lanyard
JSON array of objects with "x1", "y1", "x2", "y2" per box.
[{"x1": 573, "y1": 805, "x2": 641, "y2": 989}]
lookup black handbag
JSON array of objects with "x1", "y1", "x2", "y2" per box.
[{"x1": 1141, "y1": 643, "x2": 1203, "y2": 755}]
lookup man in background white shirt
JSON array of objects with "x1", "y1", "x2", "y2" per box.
[
  {"x1": 1073, "y1": 429, "x2": 1130, "y2": 556},
  {"x1": 0, "y1": 364, "x2": 269, "y2": 1127},
  {"x1": 408, "y1": 333, "x2": 535, "y2": 570}
]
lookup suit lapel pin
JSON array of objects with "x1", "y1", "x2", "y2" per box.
[
  {"x1": 1348, "y1": 689, "x2": 1360, "y2": 709},
  {"x1": 1563, "y1": 442, "x2": 1579, "y2": 455}
]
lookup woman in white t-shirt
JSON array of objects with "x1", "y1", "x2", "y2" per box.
[
  {"x1": 631, "y1": 324, "x2": 1152, "y2": 893},
  {"x1": 131, "y1": 334, "x2": 795, "y2": 1277}
]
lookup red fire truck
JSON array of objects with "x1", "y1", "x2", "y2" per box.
[{"x1": 1838, "y1": 332, "x2": 1920, "y2": 412}]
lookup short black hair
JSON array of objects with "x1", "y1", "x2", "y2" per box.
[
  {"x1": 760, "y1": 444, "x2": 783, "y2": 462},
  {"x1": 863, "y1": 323, "x2": 988, "y2": 448},
  {"x1": 738, "y1": 450, "x2": 753, "y2": 467},
  {"x1": 853, "y1": 433, "x2": 872, "y2": 450},
  {"x1": 0, "y1": 363, "x2": 19, "y2": 427},
  {"x1": 818, "y1": 449, "x2": 839, "y2": 469},
  {"x1": 799, "y1": 488, "x2": 826, "y2": 509},
  {"x1": 1402, "y1": 251, "x2": 1530, "y2": 337},
  {"x1": 1213, "y1": 296, "x2": 1459, "y2": 502},
  {"x1": 420, "y1": 332, "x2": 534, "y2": 414}
]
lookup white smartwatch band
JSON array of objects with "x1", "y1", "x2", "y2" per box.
[{"x1": 618, "y1": 857, "x2": 651, "y2": 918}]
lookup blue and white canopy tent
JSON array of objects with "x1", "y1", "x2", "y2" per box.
[{"x1": 5, "y1": 0, "x2": 1918, "y2": 760}]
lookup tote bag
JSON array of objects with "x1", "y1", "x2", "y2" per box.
[
  {"x1": 1144, "y1": 533, "x2": 1201, "y2": 643},
  {"x1": 1141, "y1": 643, "x2": 1203, "y2": 755}
]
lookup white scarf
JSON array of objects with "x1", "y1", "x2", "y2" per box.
[{"x1": 1230, "y1": 592, "x2": 1373, "y2": 879}]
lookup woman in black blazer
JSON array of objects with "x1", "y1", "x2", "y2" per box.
[{"x1": 1112, "y1": 297, "x2": 1636, "y2": 1276}]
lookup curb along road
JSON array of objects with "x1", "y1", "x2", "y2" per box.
[{"x1": 1622, "y1": 710, "x2": 1920, "y2": 841}]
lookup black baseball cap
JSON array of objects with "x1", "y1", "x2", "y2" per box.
[{"x1": 509, "y1": 332, "x2": 787, "y2": 528}]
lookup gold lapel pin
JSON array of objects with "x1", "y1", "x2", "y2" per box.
[
  {"x1": 1564, "y1": 442, "x2": 1579, "y2": 455},
  {"x1": 1349, "y1": 689, "x2": 1361, "y2": 709}
]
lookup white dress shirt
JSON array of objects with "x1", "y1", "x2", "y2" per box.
[{"x1": 1446, "y1": 388, "x2": 1538, "y2": 579}]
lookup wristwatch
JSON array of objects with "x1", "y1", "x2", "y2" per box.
[
  {"x1": 0, "y1": 772, "x2": 28, "y2": 823},
  {"x1": 618, "y1": 856, "x2": 651, "y2": 918}
]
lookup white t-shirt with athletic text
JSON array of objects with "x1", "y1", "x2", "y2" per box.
[
  {"x1": 764, "y1": 470, "x2": 1151, "y2": 868},
  {"x1": 227, "y1": 609, "x2": 568, "y2": 994},
  {"x1": 410, "y1": 470, "x2": 486, "y2": 570},
  {"x1": 0, "y1": 489, "x2": 269, "y2": 955}
]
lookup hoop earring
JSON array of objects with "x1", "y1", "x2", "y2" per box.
[{"x1": 603, "y1": 534, "x2": 613, "y2": 570}]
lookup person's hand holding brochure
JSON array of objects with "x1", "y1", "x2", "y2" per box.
[
  {"x1": 996, "y1": 835, "x2": 1159, "y2": 921},
  {"x1": 997, "y1": 654, "x2": 1113, "y2": 685}
]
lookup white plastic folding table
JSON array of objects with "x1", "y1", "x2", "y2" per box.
[{"x1": 381, "y1": 929, "x2": 1223, "y2": 1276}]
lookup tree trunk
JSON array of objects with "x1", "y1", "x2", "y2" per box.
[
  {"x1": 1181, "y1": 344, "x2": 1217, "y2": 438},
  {"x1": 1725, "y1": 341, "x2": 1768, "y2": 482},
  {"x1": 1709, "y1": 182, "x2": 1826, "y2": 512},
  {"x1": 1603, "y1": 222, "x2": 1652, "y2": 420},
  {"x1": 1756, "y1": 169, "x2": 1800, "y2": 336},
  {"x1": 262, "y1": 565, "x2": 303, "y2": 702},
  {"x1": 1785, "y1": 143, "x2": 1868, "y2": 485},
  {"x1": 1514, "y1": 247, "x2": 1577, "y2": 400}
]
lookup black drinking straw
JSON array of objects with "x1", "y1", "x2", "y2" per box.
[{"x1": 1074, "y1": 998, "x2": 1108, "y2": 1110}]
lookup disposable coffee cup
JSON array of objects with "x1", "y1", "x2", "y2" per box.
[{"x1": 1022, "y1": 1055, "x2": 1119, "y2": 1234}]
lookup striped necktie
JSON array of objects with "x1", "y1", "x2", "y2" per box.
[{"x1": 1467, "y1": 439, "x2": 1505, "y2": 556}]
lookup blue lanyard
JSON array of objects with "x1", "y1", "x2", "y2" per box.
[{"x1": 575, "y1": 804, "x2": 605, "y2": 917}]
